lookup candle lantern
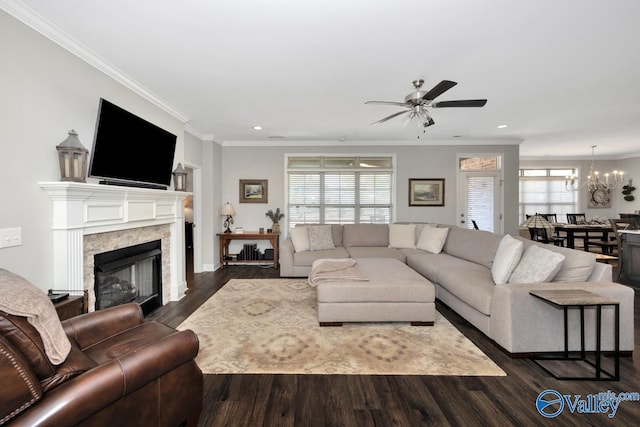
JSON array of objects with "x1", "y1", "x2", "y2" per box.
[
  {"x1": 172, "y1": 163, "x2": 187, "y2": 191},
  {"x1": 56, "y1": 129, "x2": 88, "y2": 182}
]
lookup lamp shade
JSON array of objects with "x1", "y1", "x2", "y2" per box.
[
  {"x1": 221, "y1": 202, "x2": 236, "y2": 216},
  {"x1": 524, "y1": 215, "x2": 552, "y2": 229}
]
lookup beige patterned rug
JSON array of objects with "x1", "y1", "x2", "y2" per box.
[{"x1": 178, "y1": 279, "x2": 506, "y2": 376}]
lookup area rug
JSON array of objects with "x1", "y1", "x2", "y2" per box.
[{"x1": 177, "y1": 279, "x2": 506, "y2": 376}]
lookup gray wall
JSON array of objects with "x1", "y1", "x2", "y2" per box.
[
  {"x1": 0, "y1": 11, "x2": 186, "y2": 289},
  {"x1": 219, "y1": 143, "x2": 520, "y2": 261}
]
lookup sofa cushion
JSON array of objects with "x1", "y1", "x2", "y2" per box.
[
  {"x1": 293, "y1": 247, "x2": 350, "y2": 267},
  {"x1": 0, "y1": 312, "x2": 55, "y2": 380},
  {"x1": 308, "y1": 225, "x2": 335, "y2": 251},
  {"x1": 516, "y1": 237, "x2": 596, "y2": 282},
  {"x1": 388, "y1": 224, "x2": 416, "y2": 249},
  {"x1": 406, "y1": 252, "x2": 454, "y2": 283},
  {"x1": 509, "y1": 245, "x2": 565, "y2": 284},
  {"x1": 295, "y1": 224, "x2": 343, "y2": 247},
  {"x1": 436, "y1": 262, "x2": 496, "y2": 316},
  {"x1": 416, "y1": 225, "x2": 449, "y2": 254},
  {"x1": 290, "y1": 226, "x2": 310, "y2": 252},
  {"x1": 491, "y1": 235, "x2": 523, "y2": 285},
  {"x1": 343, "y1": 224, "x2": 389, "y2": 247},
  {"x1": 443, "y1": 228, "x2": 503, "y2": 269},
  {"x1": 346, "y1": 246, "x2": 406, "y2": 262}
]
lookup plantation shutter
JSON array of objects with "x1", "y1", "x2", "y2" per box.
[
  {"x1": 466, "y1": 176, "x2": 495, "y2": 232},
  {"x1": 287, "y1": 156, "x2": 393, "y2": 229}
]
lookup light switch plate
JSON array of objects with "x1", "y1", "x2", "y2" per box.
[{"x1": 0, "y1": 227, "x2": 22, "y2": 248}]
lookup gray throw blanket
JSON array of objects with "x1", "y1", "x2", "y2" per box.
[
  {"x1": 0, "y1": 268, "x2": 71, "y2": 365},
  {"x1": 308, "y1": 258, "x2": 369, "y2": 287}
]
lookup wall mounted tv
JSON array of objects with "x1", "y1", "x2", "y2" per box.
[{"x1": 89, "y1": 98, "x2": 177, "y2": 189}]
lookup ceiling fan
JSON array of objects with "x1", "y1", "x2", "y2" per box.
[{"x1": 365, "y1": 79, "x2": 487, "y2": 128}]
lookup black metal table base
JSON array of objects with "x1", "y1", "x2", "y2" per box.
[{"x1": 532, "y1": 304, "x2": 620, "y2": 381}]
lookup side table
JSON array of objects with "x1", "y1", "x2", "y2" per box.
[
  {"x1": 529, "y1": 289, "x2": 619, "y2": 380},
  {"x1": 53, "y1": 290, "x2": 88, "y2": 321}
]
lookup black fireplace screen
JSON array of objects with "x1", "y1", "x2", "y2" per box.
[{"x1": 94, "y1": 240, "x2": 162, "y2": 315}]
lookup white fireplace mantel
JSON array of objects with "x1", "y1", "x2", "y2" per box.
[{"x1": 40, "y1": 181, "x2": 190, "y2": 304}]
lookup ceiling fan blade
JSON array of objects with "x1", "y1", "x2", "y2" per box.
[
  {"x1": 431, "y1": 99, "x2": 487, "y2": 108},
  {"x1": 365, "y1": 100, "x2": 407, "y2": 106},
  {"x1": 423, "y1": 117, "x2": 435, "y2": 128},
  {"x1": 370, "y1": 110, "x2": 409, "y2": 126},
  {"x1": 422, "y1": 80, "x2": 457, "y2": 101}
]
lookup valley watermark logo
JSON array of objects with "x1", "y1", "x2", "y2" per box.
[{"x1": 536, "y1": 389, "x2": 640, "y2": 419}]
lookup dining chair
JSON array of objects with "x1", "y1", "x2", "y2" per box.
[
  {"x1": 608, "y1": 218, "x2": 634, "y2": 282},
  {"x1": 528, "y1": 227, "x2": 565, "y2": 247},
  {"x1": 589, "y1": 218, "x2": 634, "y2": 256},
  {"x1": 566, "y1": 213, "x2": 586, "y2": 224},
  {"x1": 539, "y1": 213, "x2": 558, "y2": 223}
]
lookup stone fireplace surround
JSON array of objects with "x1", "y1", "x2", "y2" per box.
[{"x1": 40, "y1": 182, "x2": 189, "y2": 311}]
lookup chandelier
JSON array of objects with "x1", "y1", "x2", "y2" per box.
[{"x1": 565, "y1": 145, "x2": 624, "y2": 191}]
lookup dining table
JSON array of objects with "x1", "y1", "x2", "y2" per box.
[{"x1": 553, "y1": 223, "x2": 613, "y2": 250}]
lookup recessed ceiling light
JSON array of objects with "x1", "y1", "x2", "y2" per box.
[
  {"x1": 252, "y1": 125, "x2": 263, "y2": 131},
  {"x1": 497, "y1": 124, "x2": 508, "y2": 129}
]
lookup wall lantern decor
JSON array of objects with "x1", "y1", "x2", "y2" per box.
[
  {"x1": 172, "y1": 163, "x2": 187, "y2": 191},
  {"x1": 56, "y1": 129, "x2": 88, "y2": 182}
]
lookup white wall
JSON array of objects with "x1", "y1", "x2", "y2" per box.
[
  {"x1": 219, "y1": 143, "x2": 520, "y2": 262},
  {"x1": 0, "y1": 11, "x2": 186, "y2": 289}
]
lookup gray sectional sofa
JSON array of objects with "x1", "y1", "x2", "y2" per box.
[{"x1": 279, "y1": 223, "x2": 635, "y2": 356}]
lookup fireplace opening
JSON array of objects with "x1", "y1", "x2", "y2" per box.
[{"x1": 94, "y1": 240, "x2": 162, "y2": 316}]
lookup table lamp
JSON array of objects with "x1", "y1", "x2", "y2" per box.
[{"x1": 221, "y1": 202, "x2": 236, "y2": 233}]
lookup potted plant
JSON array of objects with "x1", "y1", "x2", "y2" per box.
[{"x1": 265, "y1": 208, "x2": 285, "y2": 233}]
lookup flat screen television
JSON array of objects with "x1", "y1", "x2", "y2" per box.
[{"x1": 88, "y1": 98, "x2": 177, "y2": 189}]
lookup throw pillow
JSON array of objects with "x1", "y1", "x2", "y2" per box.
[
  {"x1": 290, "y1": 226, "x2": 310, "y2": 252},
  {"x1": 491, "y1": 234, "x2": 524, "y2": 285},
  {"x1": 416, "y1": 225, "x2": 449, "y2": 254},
  {"x1": 508, "y1": 245, "x2": 566, "y2": 284},
  {"x1": 0, "y1": 268, "x2": 71, "y2": 365},
  {"x1": 308, "y1": 225, "x2": 335, "y2": 251},
  {"x1": 388, "y1": 224, "x2": 417, "y2": 249}
]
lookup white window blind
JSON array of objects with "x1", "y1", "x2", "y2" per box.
[
  {"x1": 466, "y1": 176, "x2": 495, "y2": 232},
  {"x1": 287, "y1": 156, "x2": 393, "y2": 228},
  {"x1": 519, "y1": 169, "x2": 578, "y2": 223}
]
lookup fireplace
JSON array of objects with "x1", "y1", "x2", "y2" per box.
[
  {"x1": 41, "y1": 182, "x2": 190, "y2": 312},
  {"x1": 94, "y1": 240, "x2": 162, "y2": 315}
]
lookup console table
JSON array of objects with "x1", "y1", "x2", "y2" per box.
[{"x1": 217, "y1": 232, "x2": 279, "y2": 269}]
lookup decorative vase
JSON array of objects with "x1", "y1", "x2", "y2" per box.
[{"x1": 272, "y1": 223, "x2": 280, "y2": 234}]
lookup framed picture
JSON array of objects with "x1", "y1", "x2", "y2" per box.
[
  {"x1": 239, "y1": 179, "x2": 268, "y2": 203},
  {"x1": 409, "y1": 178, "x2": 445, "y2": 206}
]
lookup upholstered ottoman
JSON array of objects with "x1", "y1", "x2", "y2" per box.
[{"x1": 315, "y1": 258, "x2": 436, "y2": 326}]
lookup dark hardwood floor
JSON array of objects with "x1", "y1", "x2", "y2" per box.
[{"x1": 149, "y1": 266, "x2": 640, "y2": 426}]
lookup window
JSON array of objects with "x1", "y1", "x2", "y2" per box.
[
  {"x1": 519, "y1": 168, "x2": 578, "y2": 223},
  {"x1": 287, "y1": 156, "x2": 393, "y2": 228}
]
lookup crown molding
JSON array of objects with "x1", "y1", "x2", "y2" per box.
[
  {"x1": 1, "y1": 0, "x2": 190, "y2": 123},
  {"x1": 219, "y1": 138, "x2": 523, "y2": 147},
  {"x1": 184, "y1": 123, "x2": 215, "y2": 142}
]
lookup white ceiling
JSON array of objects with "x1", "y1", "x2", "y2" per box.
[{"x1": 6, "y1": 0, "x2": 640, "y2": 159}]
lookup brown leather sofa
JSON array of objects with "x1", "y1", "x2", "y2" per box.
[{"x1": 1, "y1": 303, "x2": 202, "y2": 426}]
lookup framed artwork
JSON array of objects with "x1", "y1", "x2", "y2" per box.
[
  {"x1": 409, "y1": 178, "x2": 445, "y2": 206},
  {"x1": 239, "y1": 179, "x2": 268, "y2": 203}
]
